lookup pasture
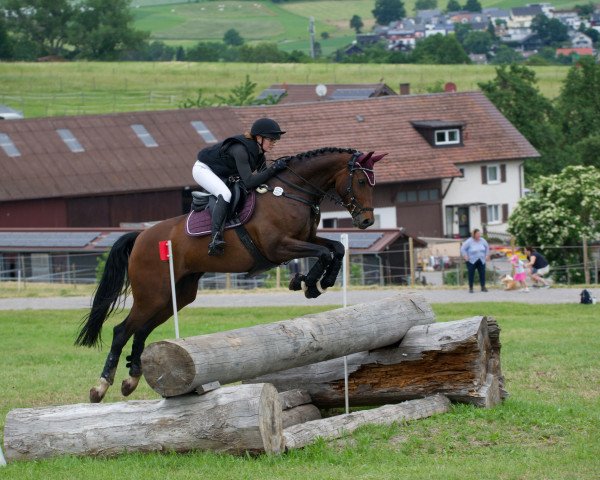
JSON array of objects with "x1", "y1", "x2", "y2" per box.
[
  {"x1": 0, "y1": 62, "x2": 568, "y2": 118},
  {"x1": 0, "y1": 302, "x2": 598, "y2": 479}
]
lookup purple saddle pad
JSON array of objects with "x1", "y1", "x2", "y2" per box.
[{"x1": 185, "y1": 190, "x2": 256, "y2": 237}]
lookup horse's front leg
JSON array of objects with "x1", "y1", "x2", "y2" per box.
[
  {"x1": 281, "y1": 239, "x2": 332, "y2": 299},
  {"x1": 313, "y1": 236, "x2": 345, "y2": 290}
]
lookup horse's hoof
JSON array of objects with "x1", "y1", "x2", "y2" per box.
[
  {"x1": 89, "y1": 387, "x2": 104, "y2": 403},
  {"x1": 304, "y1": 284, "x2": 322, "y2": 299},
  {"x1": 121, "y1": 376, "x2": 140, "y2": 397},
  {"x1": 289, "y1": 273, "x2": 305, "y2": 291}
]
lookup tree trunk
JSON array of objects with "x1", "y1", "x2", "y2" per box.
[
  {"x1": 283, "y1": 395, "x2": 451, "y2": 450},
  {"x1": 247, "y1": 317, "x2": 507, "y2": 408},
  {"x1": 3, "y1": 384, "x2": 284, "y2": 462},
  {"x1": 282, "y1": 405, "x2": 322, "y2": 429},
  {"x1": 142, "y1": 294, "x2": 434, "y2": 397}
]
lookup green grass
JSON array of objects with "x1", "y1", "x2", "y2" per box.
[
  {"x1": 1, "y1": 303, "x2": 598, "y2": 478},
  {"x1": 0, "y1": 62, "x2": 569, "y2": 118}
]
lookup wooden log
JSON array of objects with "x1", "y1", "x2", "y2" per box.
[
  {"x1": 3, "y1": 384, "x2": 283, "y2": 462},
  {"x1": 247, "y1": 317, "x2": 507, "y2": 408},
  {"x1": 283, "y1": 395, "x2": 451, "y2": 450},
  {"x1": 142, "y1": 294, "x2": 434, "y2": 397},
  {"x1": 282, "y1": 404, "x2": 322, "y2": 429},
  {"x1": 279, "y1": 390, "x2": 312, "y2": 410}
]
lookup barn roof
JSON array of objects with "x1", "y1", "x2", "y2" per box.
[
  {"x1": 258, "y1": 83, "x2": 397, "y2": 104},
  {"x1": 0, "y1": 91, "x2": 538, "y2": 202}
]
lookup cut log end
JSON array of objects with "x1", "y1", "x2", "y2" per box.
[
  {"x1": 141, "y1": 341, "x2": 196, "y2": 397},
  {"x1": 258, "y1": 383, "x2": 285, "y2": 455}
]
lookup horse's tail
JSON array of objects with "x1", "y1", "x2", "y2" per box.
[{"x1": 75, "y1": 231, "x2": 141, "y2": 348}]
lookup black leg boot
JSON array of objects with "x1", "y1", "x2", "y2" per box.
[{"x1": 208, "y1": 195, "x2": 229, "y2": 256}]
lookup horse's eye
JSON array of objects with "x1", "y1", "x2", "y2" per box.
[{"x1": 358, "y1": 179, "x2": 366, "y2": 186}]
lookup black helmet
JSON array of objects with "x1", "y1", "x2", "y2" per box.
[{"x1": 250, "y1": 118, "x2": 286, "y2": 140}]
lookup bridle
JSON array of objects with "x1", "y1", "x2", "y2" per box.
[{"x1": 264, "y1": 151, "x2": 374, "y2": 218}]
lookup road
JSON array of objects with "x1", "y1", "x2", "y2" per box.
[{"x1": 0, "y1": 287, "x2": 591, "y2": 310}]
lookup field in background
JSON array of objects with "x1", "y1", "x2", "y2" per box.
[
  {"x1": 130, "y1": 0, "x2": 583, "y2": 55},
  {"x1": 0, "y1": 62, "x2": 568, "y2": 118},
  {"x1": 0, "y1": 303, "x2": 598, "y2": 478}
]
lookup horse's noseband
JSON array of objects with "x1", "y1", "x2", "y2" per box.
[{"x1": 343, "y1": 152, "x2": 375, "y2": 219}]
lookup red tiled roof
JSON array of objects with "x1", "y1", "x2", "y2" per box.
[
  {"x1": 0, "y1": 91, "x2": 537, "y2": 202},
  {"x1": 556, "y1": 48, "x2": 594, "y2": 56},
  {"x1": 237, "y1": 91, "x2": 538, "y2": 184}
]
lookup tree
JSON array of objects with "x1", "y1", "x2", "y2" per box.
[
  {"x1": 446, "y1": 0, "x2": 461, "y2": 12},
  {"x1": 454, "y1": 23, "x2": 472, "y2": 45},
  {"x1": 531, "y1": 14, "x2": 569, "y2": 46},
  {"x1": 186, "y1": 42, "x2": 231, "y2": 62},
  {"x1": 462, "y1": 31, "x2": 493, "y2": 54},
  {"x1": 508, "y1": 166, "x2": 600, "y2": 283},
  {"x1": 479, "y1": 65, "x2": 565, "y2": 177},
  {"x1": 0, "y1": 17, "x2": 14, "y2": 59},
  {"x1": 463, "y1": 0, "x2": 482, "y2": 13},
  {"x1": 572, "y1": 135, "x2": 600, "y2": 169},
  {"x1": 415, "y1": 0, "x2": 437, "y2": 11},
  {"x1": 321, "y1": 31, "x2": 330, "y2": 40},
  {"x1": 223, "y1": 28, "x2": 244, "y2": 46},
  {"x1": 490, "y1": 44, "x2": 523, "y2": 64},
  {"x1": 372, "y1": 0, "x2": 406, "y2": 25},
  {"x1": 350, "y1": 14, "x2": 364, "y2": 33},
  {"x1": 3, "y1": 0, "x2": 74, "y2": 56},
  {"x1": 557, "y1": 58, "x2": 600, "y2": 145},
  {"x1": 411, "y1": 34, "x2": 470, "y2": 64},
  {"x1": 215, "y1": 75, "x2": 259, "y2": 106},
  {"x1": 69, "y1": 0, "x2": 148, "y2": 60}
]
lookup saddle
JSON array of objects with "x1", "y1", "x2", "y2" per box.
[{"x1": 186, "y1": 182, "x2": 255, "y2": 237}]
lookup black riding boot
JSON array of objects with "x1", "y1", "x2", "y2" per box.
[{"x1": 208, "y1": 195, "x2": 229, "y2": 256}]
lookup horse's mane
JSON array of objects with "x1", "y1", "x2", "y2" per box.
[{"x1": 277, "y1": 147, "x2": 357, "y2": 163}]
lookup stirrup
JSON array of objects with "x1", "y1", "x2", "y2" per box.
[{"x1": 208, "y1": 237, "x2": 226, "y2": 256}]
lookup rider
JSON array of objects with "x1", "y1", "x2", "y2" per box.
[{"x1": 193, "y1": 117, "x2": 287, "y2": 256}]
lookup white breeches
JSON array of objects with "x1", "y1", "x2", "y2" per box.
[{"x1": 192, "y1": 161, "x2": 231, "y2": 202}]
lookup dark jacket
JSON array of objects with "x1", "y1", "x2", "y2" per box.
[{"x1": 197, "y1": 135, "x2": 275, "y2": 189}]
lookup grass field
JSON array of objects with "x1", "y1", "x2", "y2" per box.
[
  {"x1": 129, "y1": 0, "x2": 584, "y2": 55},
  {"x1": 1, "y1": 302, "x2": 598, "y2": 479},
  {"x1": 0, "y1": 62, "x2": 569, "y2": 118}
]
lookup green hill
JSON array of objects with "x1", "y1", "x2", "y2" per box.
[{"x1": 132, "y1": 0, "x2": 582, "y2": 55}]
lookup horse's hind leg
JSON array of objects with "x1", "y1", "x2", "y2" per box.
[
  {"x1": 89, "y1": 318, "x2": 134, "y2": 403},
  {"x1": 121, "y1": 273, "x2": 202, "y2": 397}
]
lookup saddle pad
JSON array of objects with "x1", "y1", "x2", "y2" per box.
[{"x1": 185, "y1": 190, "x2": 256, "y2": 237}]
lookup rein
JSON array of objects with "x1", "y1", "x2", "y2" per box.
[{"x1": 265, "y1": 151, "x2": 374, "y2": 218}]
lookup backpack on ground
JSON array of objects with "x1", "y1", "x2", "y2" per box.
[{"x1": 580, "y1": 289, "x2": 594, "y2": 304}]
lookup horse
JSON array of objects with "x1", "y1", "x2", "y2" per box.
[{"x1": 76, "y1": 147, "x2": 386, "y2": 402}]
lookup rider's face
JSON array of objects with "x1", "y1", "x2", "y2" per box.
[{"x1": 257, "y1": 136, "x2": 278, "y2": 152}]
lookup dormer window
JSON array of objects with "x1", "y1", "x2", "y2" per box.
[
  {"x1": 435, "y1": 129, "x2": 460, "y2": 145},
  {"x1": 411, "y1": 120, "x2": 464, "y2": 148}
]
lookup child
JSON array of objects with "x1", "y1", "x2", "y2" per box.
[{"x1": 511, "y1": 254, "x2": 529, "y2": 292}]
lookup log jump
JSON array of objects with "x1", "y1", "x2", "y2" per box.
[{"x1": 141, "y1": 294, "x2": 435, "y2": 397}]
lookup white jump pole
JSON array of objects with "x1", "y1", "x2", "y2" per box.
[
  {"x1": 341, "y1": 233, "x2": 350, "y2": 414},
  {"x1": 167, "y1": 240, "x2": 180, "y2": 339},
  {"x1": 0, "y1": 445, "x2": 6, "y2": 466}
]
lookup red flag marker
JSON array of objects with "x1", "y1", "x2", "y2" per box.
[
  {"x1": 158, "y1": 239, "x2": 179, "y2": 338},
  {"x1": 158, "y1": 240, "x2": 170, "y2": 261}
]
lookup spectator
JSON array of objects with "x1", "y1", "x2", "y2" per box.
[
  {"x1": 524, "y1": 246, "x2": 551, "y2": 288},
  {"x1": 460, "y1": 229, "x2": 490, "y2": 293},
  {"x1": 511, "y1": 254, "x2": 529, "y2": 292}
]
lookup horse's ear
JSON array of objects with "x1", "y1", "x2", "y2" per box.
[
  {"x1": 371, "y1": 153, "x2": 388, "y2": 164},
  {"x1": 358, "y1": 151, "x2": 374, "y2": 164}
]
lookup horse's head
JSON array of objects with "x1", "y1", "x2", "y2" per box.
[{"x1": 335, "y1": 151, "x2": 387, "y2": 229}]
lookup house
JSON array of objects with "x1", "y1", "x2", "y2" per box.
[
  {"x1": 468, "y1": 53, "x2": 488, "y2": 64},
  {"x1": 256, "y1": 83, "x2": 397, "y2": 104},
  {"x1": 570, "y1": 32, "x2": 593, "y2": 49},
  {"x1": 556, "y1": 47, "x2": 595, "y2": 59},
  {"x1": 0, "y1": 92, "x2": 537, "y2": 239},
  {"x1": 553, "y1": 9, "x2": 582, "y2": 29},
  {"x1": 508, "y1": 5, "x2": 544, "y2": 29}
]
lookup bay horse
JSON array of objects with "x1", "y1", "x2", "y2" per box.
[{"x1": 76, "y1": 147, "x2": 386, "y2": 402}]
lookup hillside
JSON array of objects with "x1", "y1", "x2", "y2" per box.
[
  {"x1": 0, "y1": 62, "x2": 568, "y2": 118},
  {"x1": 132, "y1": 0, "x2": 583, "y2": 54}
]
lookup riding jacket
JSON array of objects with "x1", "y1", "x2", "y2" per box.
[{"x1": 197, "y1": 135, "x2": 275, "y2": 189}]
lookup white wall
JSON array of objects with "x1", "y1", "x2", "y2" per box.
[
  {"x1": 319, "y1": 206, "x2": 397, "y2": 229},
  {"x1": 441, "y1": 160, "x2": 524, "y2": 235}
]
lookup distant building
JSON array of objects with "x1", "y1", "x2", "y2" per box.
[
  {"x1": 0, "y1": 105, "x2": 24, "y2": 120},
  {"x1": 256, "y1": 83, "x2": 397, "y2": 104}
]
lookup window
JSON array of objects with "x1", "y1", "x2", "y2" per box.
[
  {"x1": 487, "y1": 165, "x2": 499, "y2": 184},
  {"x1": 57, "y1": 129, "x2": 84, "y2": 153},
  {"x1": 434, "y1": 129, "x2": 460, "y2": 146},
  {"x1": 0, "y1": 132, "x2": 21, "y2": 157},
  {"x1": 191, "y1": 121, "x2": 217, "y2": 144},
  {"x1": 396, "y1": 189, "x2": 439, "y2": 203},
  {"x1": 322, "y1": 218, "x2": 337, "y2": 228},
  {"x1": 487, "y1": 204, "x2": 501, "y2": 224},
  {"x1": 131, "y1": 124, "x2": 158, "y2": 148}
]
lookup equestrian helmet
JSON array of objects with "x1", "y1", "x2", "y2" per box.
[{"x1": 250, "y1": 118, "x2": 286, "y2": 140}]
